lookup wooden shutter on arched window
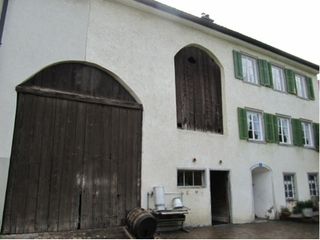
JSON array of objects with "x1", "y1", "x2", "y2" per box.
[{"x1": 175, "y1": 46, "x2": 223, "y2": 133}]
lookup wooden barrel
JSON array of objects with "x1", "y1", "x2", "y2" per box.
[{"x1": 126, "y1": 207, "x2": 157, "y2": 239}]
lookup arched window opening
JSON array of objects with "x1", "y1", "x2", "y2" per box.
[{"x1": 175, "y1": 46, "x2": 223, "y2": 133}]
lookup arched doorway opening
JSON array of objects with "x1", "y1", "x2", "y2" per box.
[
  {"x1": 251, "y1": 164, "x2": 274, "y2": 219},
  {"x1": 2, "y1": 62, "x2": 143, "y2": 234}
]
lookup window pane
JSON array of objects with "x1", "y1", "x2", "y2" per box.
[
  {"x1": 242, "y1": 55, "x2": 258, "y2": 84},
  {"x1": 308, "y1": 174, "x2": 319, "y2": 197},
  {"x1": 272, "y1": 66, "x2": 285, "y2": 92},
  {"x1": 278, "y1": 118, "x2": 291, "y2": 144},
  {"x1": 185, "y1": 171, "x2": 193, "y2": 186},
  {"x1": 284, "y1": 174, "x2": 296, "y2": 200},
  {"x1": 302, "y1": 122, "x2": 313, "y2": 147},
  {"x1": 296, "y1": 74, "x2": 308, "y2": 98},
  {"x1": 296, "y1": 75, "x2": 303, "y2": 97},
  {"x1": 177, "y1": 171, "x2": 184, "y2": 186},
  {"x1": 177, "y1": 170, "x2": 204, "y2": 187},
  {"x1": 194, "y1": 171, "x2": 203, "y2": 186},
  {"x1": 247, "y1": 111, "x2": 262, "y2": 140}
]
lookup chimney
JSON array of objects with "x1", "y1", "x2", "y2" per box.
[{"x1": 201, "y1": 12, "x2": 214, "y2": 23}]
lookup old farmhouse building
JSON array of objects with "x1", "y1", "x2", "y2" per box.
[{"x1": 0, "y1": 0, "x2": 319, "y2": 234}]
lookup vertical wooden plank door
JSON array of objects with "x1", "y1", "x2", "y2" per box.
[{"x1": 2, "y1": 62, "x2": 142, "y2": 234}]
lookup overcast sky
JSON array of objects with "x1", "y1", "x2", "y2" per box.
[{"x1": 157, "y1": 0, "x2": 320, "y2": 79}]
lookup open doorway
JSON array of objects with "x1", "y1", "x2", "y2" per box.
[{"x1": 210, "y1": 170, "x2": 231, "y2": 225}]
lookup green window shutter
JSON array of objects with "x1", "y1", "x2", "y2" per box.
[
  {"x1": 258, "y1": 59, "x2": 272, "y2": 88},
  {"x1": 264, "y1": 113, "x2": 277, "y2": 143},
  {"x1": 306, "y1": 77, "x2": 315, "y2": 100},
  {"x1": 313, "y1": 123, "x2": 319, "y2": 151},
  {"x1": 285, "y1": 69, "x2": 296, "y2": 94},
  {"x1": 233, "y1": 51, "x2": 243, "y2": 80},
  {"x1": 272, "y1": 114, "x2": 278, "y2": 143},
  {"x1": 292, "y1": 119, "x2": 303, "y2": 146},
  {"x1": 268, "y1": 63, "x2": 273, "y2": 88},
  {"x1": 238, "y1": 107, "x2": 248, "y2": 140}
]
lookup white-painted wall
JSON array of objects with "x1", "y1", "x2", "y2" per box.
[{"x1": 0, "y1": 0, "x2": 318, "y2": 228}]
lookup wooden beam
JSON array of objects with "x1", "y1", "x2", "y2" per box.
[{"x1": 16, "y1": 86, "x2": 143, "y2": 110}]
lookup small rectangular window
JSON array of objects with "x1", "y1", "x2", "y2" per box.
[
  {"x1": 247, "y1": 111, "x2": 264, "y2": 141},
  {"x1": 177, "y1": 170, "x2": 205, "y2": 187},
  {"x1": 295, "y1": 74, "x2": 308, "y2": 99},
  {"x1": 308, "y1": 173, "x2": 319, "y2": 197},
  {"x1": 283, "y1": 174, "x2": 296, "y2": 200},
  {"x1": 271, "y1": 65, "x2": 286, "y2": 92},
  {"x1": 241, "y1": 54, "x2": 259, "y2": 84},
  {"x1": 301, "y1": 121, "x2": 314, "y2": 147},
  {"x1": 277, "y1": 117, "x2": 292, "y2": 144}
]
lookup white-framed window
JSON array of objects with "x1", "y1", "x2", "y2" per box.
[
  {"x1": 308, "y1": 173, "x2": 319, "y2": 197},
  {"x1": 301, "y1": 121, "x2": 314, "y2": 147},
  {"x1": 177, "y1": 170, "x2": 205, "y2": 187},
  {"x1": 241, "y1": 54, "x2": 259, "y2": 84},
  {"x1": 247, "y1": 111, "x2": 264, "y2": 141},
  {"x1": 277, "y1": 117, "x2": 292, "y2": 144},
  {"x1": 295, "y1": 74, "x2": 308, "y2": 98},
  {"x1": 283, "y1": 174, "x2": 296, "y2": 200},
  {"x1": 271, "y1": 65, "x2": 286, "y2": 92}
]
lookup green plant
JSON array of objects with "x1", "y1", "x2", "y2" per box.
[
  {"x1": 293, "y1": 200, "x2": 314, "y2": 214},
  {"x1": 280, "y1": 207, "x2": 291, "y2": 219},
  {"x1": 280, "y1": 207, "x2": 290, "y2": 214}
]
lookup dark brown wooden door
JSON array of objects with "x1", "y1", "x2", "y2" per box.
[
  {"x1": 175, "y1": 46, "x2": 222, "y2": 133},
  {"x1": 2, "y1": 62, "x2": 142, "y2": 234}
]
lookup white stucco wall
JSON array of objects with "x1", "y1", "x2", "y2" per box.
[{"x1": 0, "y1": 0, "x2": 318, "y2": 228}]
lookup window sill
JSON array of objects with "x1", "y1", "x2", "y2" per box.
[
  {"x1": 273, "y1": 88, "x2": 287, "y2": 94},
  {"x1": 296, "y1": 95, "x2": 310, "y2": 101},
  {"x1": 303, "y1": 145, "x2": 315, "y2": 150},
  {"x1": 243, "y1": 80, "x2": 260, "y2": 87},
  {"x1": 177, "y1": 127, "x2": 224, "y2": 136},
  {"x1": 177, "y1": 186, "x2": 206, "y2": 189},
  {"x1": 248, "y1": 139, "x2": 266, "y2": 144},
  {"x1": 279, "y1": 143, "x2": 293, "y2": 147}
]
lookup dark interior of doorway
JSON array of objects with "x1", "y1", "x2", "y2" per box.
[{"x1": 210, "y1": 170, "x2": 230, "y2": 225}]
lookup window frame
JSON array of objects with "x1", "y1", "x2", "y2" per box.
[
  {"x1": 308, "y1": 173, "x2": 319, "y2": 198},
  {"x1": 246, "y1": 110, "x2": 264, "y2": 142},
  {"x1": 295, "y1": 73, "x2": 308, "y2": 99},
  {"x1": 271, "y1": 64, "x2": 286, "y2": 92},
  {"x1": 301, "y1": 120, "x2": 314, "y2": 148},
  {"x1": 277, "y1": 116, "x2": 292, "y2": 145},
  {"x1": 283, "y1": 173, "x2": 297, "y2": 201},
  {"x1": 177, "y1": 169, "x2": 206, "y2": 188},
  {"x1": 241, "y1": 54, "x2": 259, "y2": 85}
]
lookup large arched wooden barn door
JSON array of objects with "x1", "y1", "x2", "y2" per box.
[{"x1": 1, "y1": 62, "x2": 142, "y2": 234}]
